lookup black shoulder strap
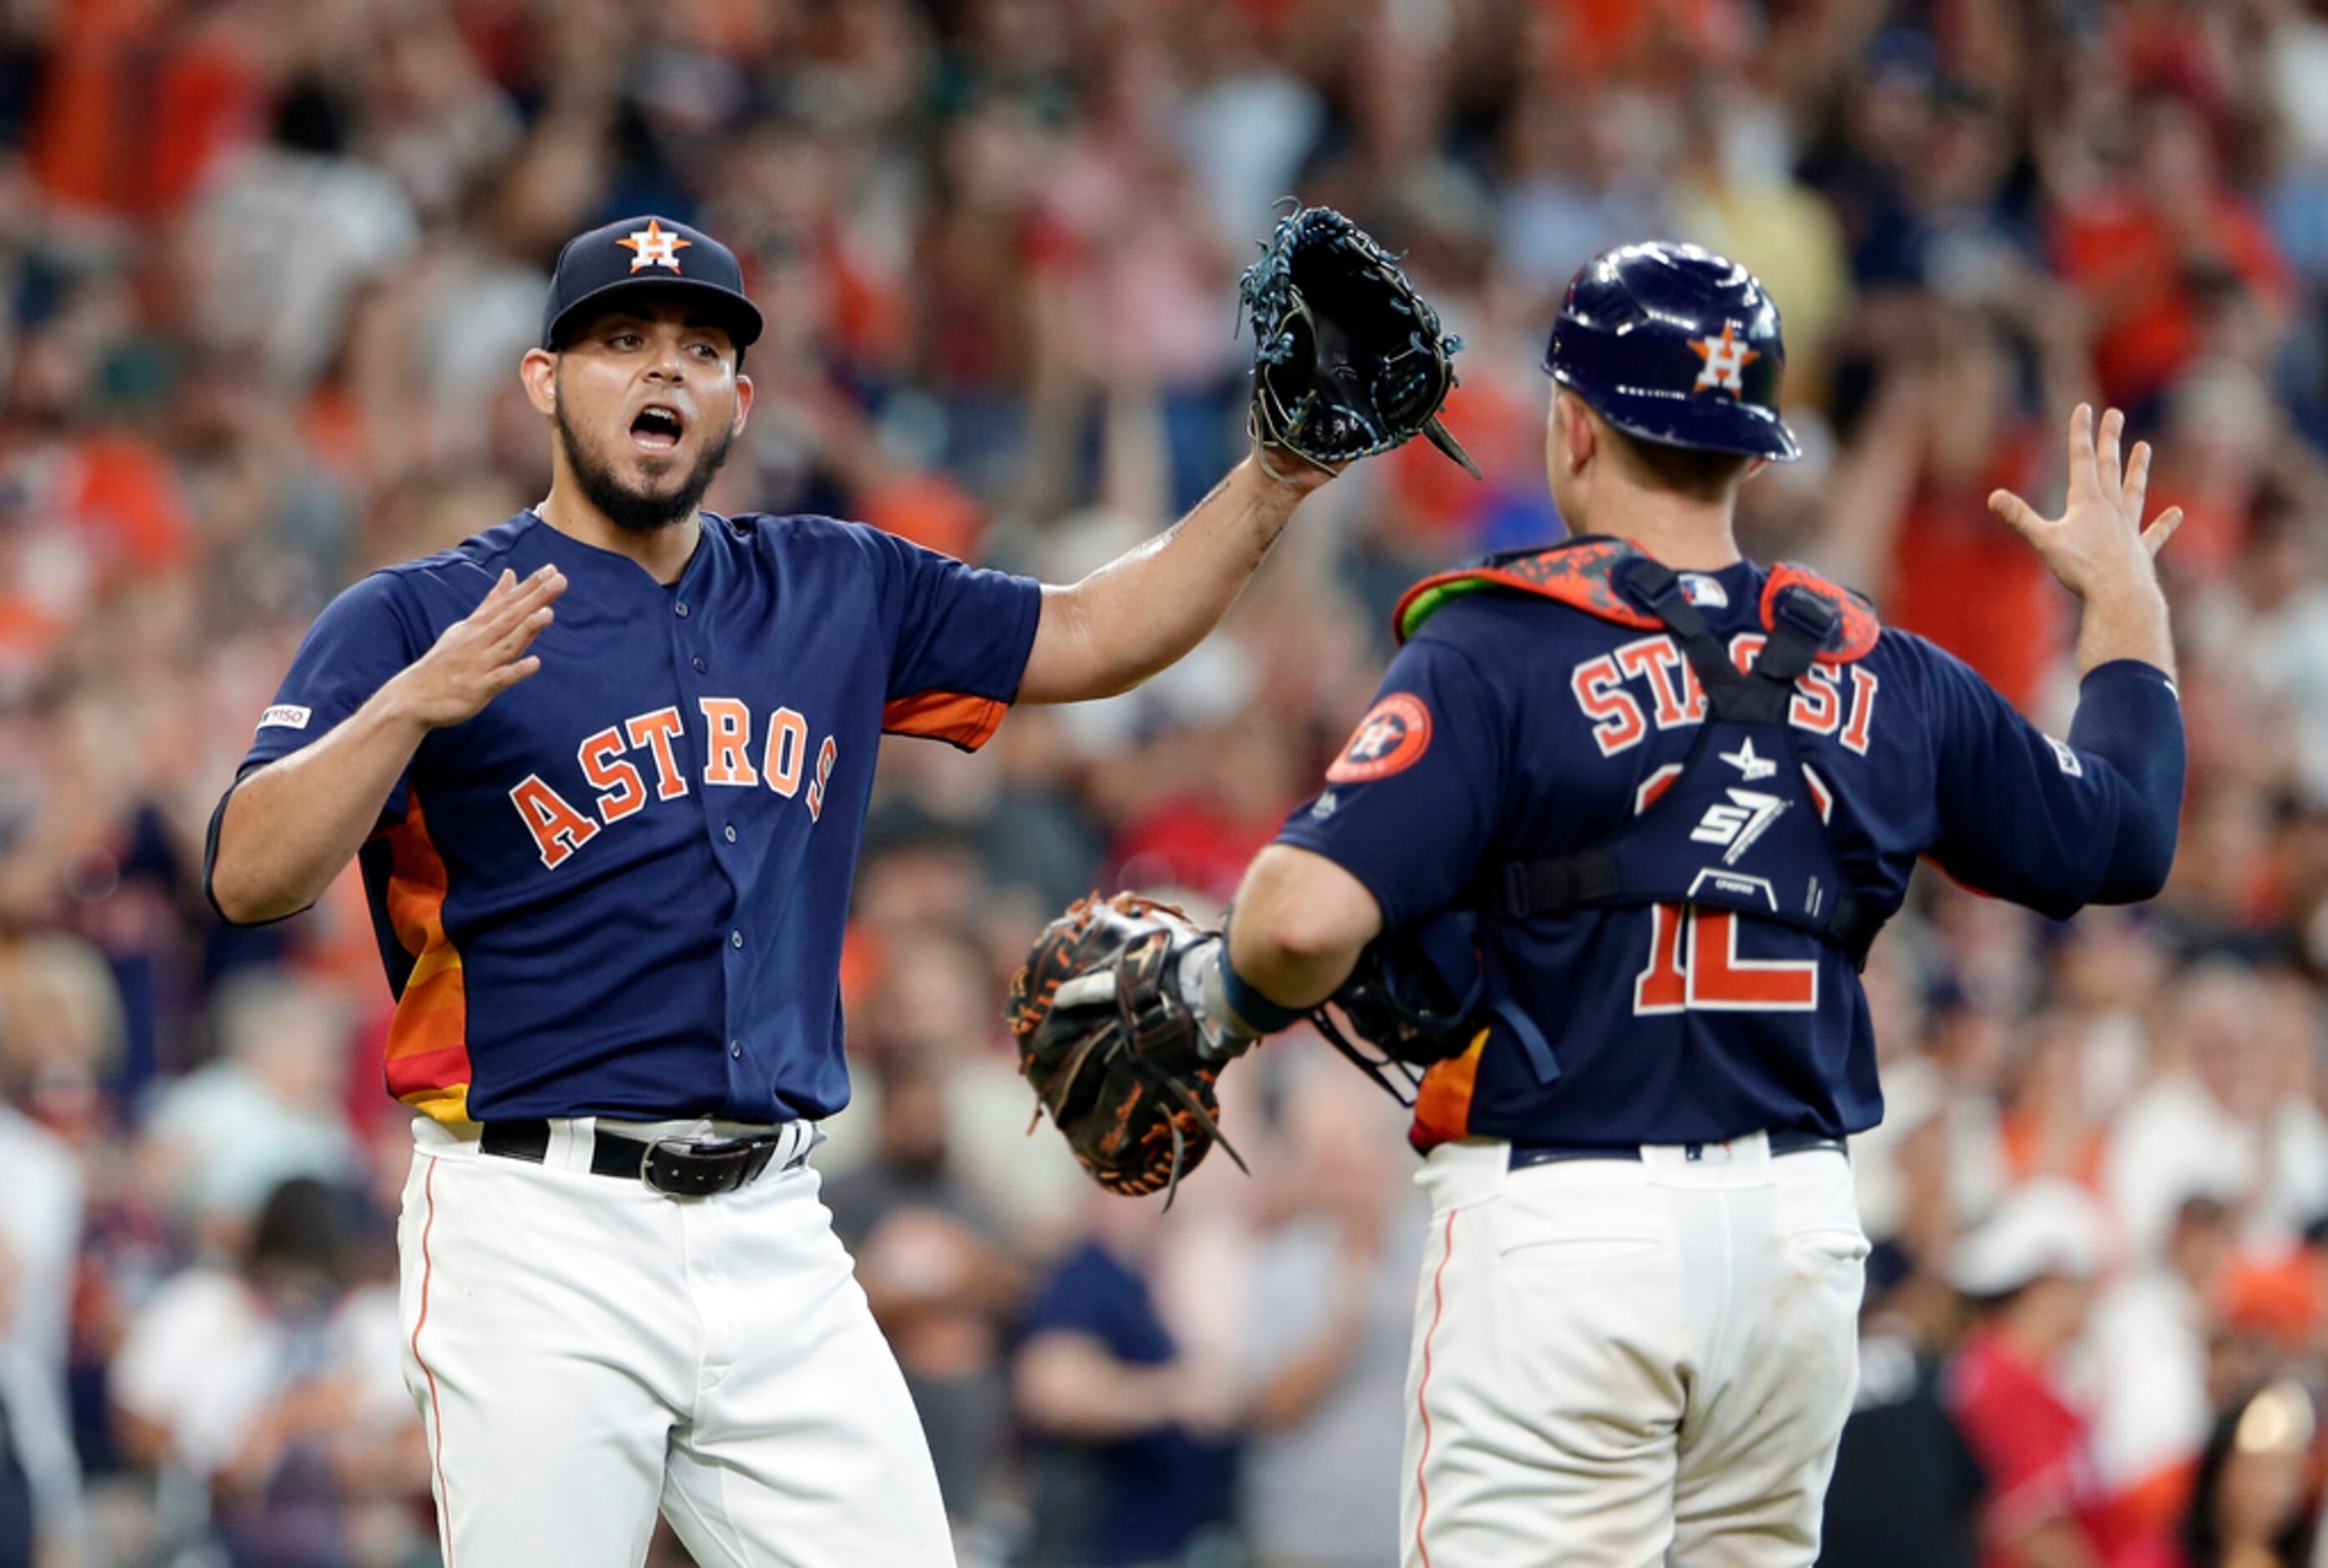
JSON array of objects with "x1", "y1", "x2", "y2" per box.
[{"x1": 1612, "y1": 557, "x2": 1822, "y2": 725}]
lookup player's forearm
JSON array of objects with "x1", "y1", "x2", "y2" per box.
[
  {"x1": 1225, "y1": 846, "x2": 1382, "y2": 1011},
  {"x1": 209, "y1": 685, "x2": 430, "y2": 923},
  {"x1": 2068, "y1": 659, "x2": 2185, "y2": 902},
  {"x1": 1012, "y1": 1334, "x2": 1197, "y2": 1440},
  {"x1": 2072, "y1": 577, "x2": 2174, "y2": 683},
  {"x1": 1245, "y1": 1308, "x2": 1366, "y2": 1432},
  {"x1": 2004, "y1": 1515, "x2": 2104, "y2": 1568},
  {"x1": 1018, "y1": 457, "x2": 1324, "y2": 704}
]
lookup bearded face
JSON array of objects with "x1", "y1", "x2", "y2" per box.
[{"x1": 547, "y1": 301, "x2": 746, "y2": 534}]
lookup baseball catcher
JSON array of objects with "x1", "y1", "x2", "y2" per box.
[{"x1": 1013, "y1": 239, "x2": 2189, "y2": 1568}]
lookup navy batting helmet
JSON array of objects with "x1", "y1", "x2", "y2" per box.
[{"x1": 1544, "y1": 242, "x2": 1799, "y2": 463}]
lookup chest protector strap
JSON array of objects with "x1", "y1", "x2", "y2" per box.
[{"x1": 1477, "y1": 552, "x2": 1881, "y2": 973}]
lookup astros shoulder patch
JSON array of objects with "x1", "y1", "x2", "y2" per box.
[{"x1": 1326, "y1": 693, "x2": 1433, "y2": 783}]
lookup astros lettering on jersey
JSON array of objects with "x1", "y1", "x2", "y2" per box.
[{"x1": 219, "y1": 508, "x2": 1037, "y2": 1127}]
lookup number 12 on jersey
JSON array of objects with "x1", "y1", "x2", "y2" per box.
[{"x1": 1632, "y1": 904, "x2": 1819, "y2": 1014}]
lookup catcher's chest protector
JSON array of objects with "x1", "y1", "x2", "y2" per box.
[{"x1": 1394, "y1": 539, "x2": 1884, "y2": 1081}]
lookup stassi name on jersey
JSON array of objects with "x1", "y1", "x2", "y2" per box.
[
  {"x1": 508, "y1": 698, "x2": 839, "y2": 868},
  {"x1": 1571, "y1": 632, "x2": 1880, "y2": 758}
]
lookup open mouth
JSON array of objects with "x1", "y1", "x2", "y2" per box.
[{"x1": 630, "y1": 404, "x2": 686, "y2": 453}]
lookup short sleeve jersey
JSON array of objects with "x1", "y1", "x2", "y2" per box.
[
  {"x1": 1276, "y1": 559, "x2": 2175, "y2": 1149},
  {"x1": 217, "y1": 510, "x2": 1040, "y2": 1125}
]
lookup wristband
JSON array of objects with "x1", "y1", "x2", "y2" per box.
[{"x1": 1217, "y1": 945, "x2": 1308, "y2": 1036}]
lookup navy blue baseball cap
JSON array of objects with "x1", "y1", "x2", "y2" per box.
[
  {"x1": 539, "y1": 215, "x2": 764, "y2": 353},
  {"x1": 1544, "y1": 241, "x2": 1799, "y2": 463}
]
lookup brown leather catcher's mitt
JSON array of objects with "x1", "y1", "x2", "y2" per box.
[{"x1": 1006, "y1": 893, "x2": 1244, "y2": 1203}]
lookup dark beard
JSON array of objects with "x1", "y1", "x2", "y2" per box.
[{"x1": 555, "y1": 402, "x2": 737, "y2": 535}]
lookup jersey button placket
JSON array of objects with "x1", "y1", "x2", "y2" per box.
[{"x1": 671, "y1": 563, "x2": 747, "y2": 1094}]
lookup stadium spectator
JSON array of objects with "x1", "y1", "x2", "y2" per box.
[
  {"x1": 1011, "y1": 1192, "x2": 1239, "y2": 1568},
  {"x1": 1947, "y1": 1181, "x2": 2113, "y2": 1568}
]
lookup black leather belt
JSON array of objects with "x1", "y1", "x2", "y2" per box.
[
  {"x1": 480, "y1": 1119, "x2": 807, "y2": 1196},
  {"x1": 1510, "y1": 1129, "x2": 1846, "y2": 1171}
]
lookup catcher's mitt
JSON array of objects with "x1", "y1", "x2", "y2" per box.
[
  {"x1": 1007, "y1": 893, "x2": 1246, "y2": 1204},
  {"x1": 1238, "y1": 205, "x2": 1480, "y2": 482}
]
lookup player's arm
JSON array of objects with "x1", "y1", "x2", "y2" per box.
[
  {"x1": 1015, "y1": 455, "x2": 1330, "y2": 704},
  {"x1": 1224, "y1": 848, "x2": 1382, "y2": 1009},
  {"x1": 1013, "y1": 1332, "x2": 1235, "y2": 1440},
  {"x1": 1200, "y1": 631, "x2": 1506, "y2": 1048},
  {"x1": 1929, "y1": 405, "x2": 2185, "y2": 909},
  {"x1": 1999, "y1": 1518, "x2": 2103, "y2": 1568},
  {"x1": 209, "y1": 566, "x2": 565, "y2": 923}
]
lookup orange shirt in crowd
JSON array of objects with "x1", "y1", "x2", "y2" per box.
[
  {"x1": 2052, "y1": 194, "x2": 2293, "y2": 412},
  {"x1": 0, "y1": 431, "x2": 194, "y2": 687},
  {"x1": 32, "y1": 0, "x2": 268, "y2": 217},
  {"x1": 1887, "y1": 432, "x2": 2064, "y2": 716},
  {"x1": 1380, "y1": 373, "x2": 1547, "y2": 547},
  {"x1": 1531, "y1": 0, "x2": 1751, "y2": 73}
]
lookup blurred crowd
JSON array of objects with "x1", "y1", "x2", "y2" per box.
[{"x1": 8, "y1": 0, "x2": 2328, "y2": 1565}]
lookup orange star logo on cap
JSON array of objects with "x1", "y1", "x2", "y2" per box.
[
  {"x1": 1689, "y1": 321, "x2": 1760, "y2": 396},
  {"x1": 617, "y1": 219, "x2": 691, "y2": 275}
]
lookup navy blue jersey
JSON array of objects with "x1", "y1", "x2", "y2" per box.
[
  {"x1": 219, "y1": 509, "x2": 1040, "y2": 1125},
  {"x1": 1277, "y1": 555, "x2": 2172, "y2": 1149}
]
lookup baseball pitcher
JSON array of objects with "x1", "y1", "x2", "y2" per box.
[{"x1": 203, "y1": 211, "x2": 1465, "y2": 1565}]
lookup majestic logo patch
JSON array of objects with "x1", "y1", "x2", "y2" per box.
[
  {"x1": 256, "y1": 704, "x2": 312, "y2": 732},
  {"x1": 617, "y1": 219, "x2": 691, "y2": 275},
  {"x1": 1326, "y1": 694, "x2": 1433, "y2": 784},
  {"x1": 1689, "y1": 321, "x2": 1759, "y2": 396}
]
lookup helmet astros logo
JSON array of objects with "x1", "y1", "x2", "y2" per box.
[
  {"x1": 1325, "y1": 694, "x2": 1433, "y2": 784},
  {"x1": 617, "y1": 219, "x2": 692, "y2": 275},
  {"x1": 1689, "y1": 321, "x2": 1759, "y2": 397}
]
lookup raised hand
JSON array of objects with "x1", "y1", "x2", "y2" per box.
[
  {"x1": 1987, "y1": 404, "x2": 2184, "y2": 602},
  {"x1": 387, "y1": 564, "x2": 567, "y2": 729}
]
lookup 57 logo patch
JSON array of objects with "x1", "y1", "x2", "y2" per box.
[
  {"x1": 1326, "y1": 694, "x2": 1433, "y2": 784},
  {"x1": 1689, "y1": 787, "x2": 1789, "y2": 865}
]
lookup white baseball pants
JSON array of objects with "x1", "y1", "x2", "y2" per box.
[
  {"x1": 1401, "y1": 1135, "x2": 1868, "y2": 1568},
  {"x1": 394, "y1": 1117, "x2": 956, "y2": 1568}
]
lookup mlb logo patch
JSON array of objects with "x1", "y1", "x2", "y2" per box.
[
  {"x1": 257, "y1": 704, "x2": 312, "y2": 732},
  {"x1": 1680, "y1": 574, "x2": 1728, "y2": 609}
]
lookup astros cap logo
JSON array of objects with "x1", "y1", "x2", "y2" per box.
[
  {"x1": 1689, "y1": 321, "x2": 1759, "y2": 397},
  {"x1": 618, "y1": 219, "x2": 692, "y2": 275}
]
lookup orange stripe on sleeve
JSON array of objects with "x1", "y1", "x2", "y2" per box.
[
  {"x1": 380, "y1": 797, "x2": 474, "y2": 1125},
  {"x1": 883, "y1": 690, "x2": 1008, "y2": 751}
]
